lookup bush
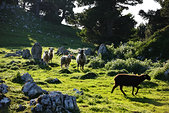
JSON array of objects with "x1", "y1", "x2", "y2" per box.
[
  {"x1": 88, "y1": 56, "x2": 105, "y2": 69},
  {"x1": 105, "y1": 58, "x2": 150, "y2": 74},
  {"x1": 149, "y1": 60, "x2": 169, "y2": 81},
  {"x1": 107, "y1": 69, "x2": 128, "y2": 76}
]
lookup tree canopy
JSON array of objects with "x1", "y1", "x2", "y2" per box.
[{"x1": 72, "y1": 0, "x2": 142, "y2": 44}]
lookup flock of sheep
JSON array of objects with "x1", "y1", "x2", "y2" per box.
[
  {"x1": 42, "y1": 47, "x2": 151, "y2": 96},
  {"x1": 42, "y1": 48, "x2": 87, "y2": 70}
]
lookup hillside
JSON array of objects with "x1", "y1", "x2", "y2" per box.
[
  {"x1": 0, "y1": 7, "x2": 91, "y2": 48},
  {"x1": 0, "y1": 6, "x2": 169, "y2": 113},
  {"x1": 136, "y1": 25, "x2": 169, "y2": 60}
]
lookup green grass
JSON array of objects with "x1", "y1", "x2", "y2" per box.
[
  {"x1": 0, "y1": 49, "x2": 169, "y2": 113},
  {"x1": 0, "y1": 8, "x2": 169, "y2": 113}
]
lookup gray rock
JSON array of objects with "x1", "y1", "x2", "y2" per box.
[
  {"x1": 64, "y1": 95, "x2": 79, "y2": 111},
  {"x1": 0, "y1": 51, "x2": 5, "y2": 54},
  {"x1": 4, "y1": 53, "x2": 20, "y2": 57},
  {"x1": 16, "y1": 50, "x2": 23, "y2": 55},
  {"x1": 56, "y1": 46, "x2": 70, "y2": 55},
  {"x1": 22, "y1": 49, "x2": 31, "y2": 59},
  {"x1": 31, "y1": 43, "x2": 42, "y2": 61},
  {"x1": 31, "y1": 91, "x2": 79, "y2": 113},
  {"x1": 31, "y1": 103, "x2": 43, "y2": 112},
  {"x1": 73, "y1": 88, "x2": 83, "y2": 95},
  {"x1": 30, "y1": 99, "x2": 37, "y2": 106},
  {"x1": 22, "y1": 81, "x2": 43, "y2": 98},
  {"x1": 0, "y1": 97, "x2": 11, "y2": 104},
  {"x1": 97, "y1": 44, "x2": 108, "y2": 55},
  {"x1": 84, "y1": 48, "x2": 93, "y2": 55},
  {"x1": 17, "y1": 105, "x2": 26, "y2": 111},
  {"x1": 0, "y1": 84, "x2": 8, "y2": 94},
  {"x1": 21, "y1": 73, "x2": 34, "y2": 83}
]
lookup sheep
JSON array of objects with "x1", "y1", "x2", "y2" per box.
[
  {"x1": 42, "y1": 51, "x2": 49, "y2": 64},
  {"x1": 111, "y1": 74, "x2": 151, "y2": 96},
  {"x1": 61, "y1": 54, "x2": 72, "y2": 69},
  {"x1": 76, "y1": 49, "x2": 87, "y2": 70},
  {"x1": 48, "y1": 47, "x2": 54, "y2": 63}
]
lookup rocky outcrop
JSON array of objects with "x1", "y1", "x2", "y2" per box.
[
  {"x1": 22, "y1": 81, "x2": 44, "y2": 99},
  {"x1": 31, "y1": 91, "x2": 79, "y2": 113},
  {"x1": 56, "y1": 47, "x2": 70, "y2": 55},
  {"x1": 21, "y1": 73, "x2": 34, "y2": 83},
  {"x1": 97, "y1": 44, "x2": 108, "y2": 56},
  {"x1": 22, "y1": 49, "x2": 31, "y2": 59},
  {"x1": 0, "y1": 84, "x2": 8, "y2": 94},
  {"x1": 84, "y1": 48, "x2": 93, "y2": 55},
  {"x1": 31, "y1": 43, "x2": 42, "y2": 61},
  {"x1": 0, "y1": 84, "x2": 11, "y2": 108}
]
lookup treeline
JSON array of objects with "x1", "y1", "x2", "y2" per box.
[{"x1": 0, "y1": 0, "x2": 169, "y2": 45}]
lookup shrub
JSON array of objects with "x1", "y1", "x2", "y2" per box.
[
  {"x1": 105, "y1": 58, "x2": 150, "y2": 74},
  {"x1": 88, "y1": 56, "x2": 105, "y2": 69},
  {"x1": 107, "y1": 69, "x2": 128, "y2": 76},
  {"x1": 149, "y1": 60, "x2": 169, "y2": 81}
]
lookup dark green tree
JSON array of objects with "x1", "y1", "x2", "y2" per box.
[
  {"x1": 73, "y1": 0, "x2": 142, "y2": 44},
  {"x1": 139, "y1": 0, "x2": 169, "y2": 37},
  {"x1": 24, "y1": 0, "x2": 75, "y2": 24}
]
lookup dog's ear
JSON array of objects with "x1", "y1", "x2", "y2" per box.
[{"x1": 49, "y1": 48, "x2": 50, "y2": 50}]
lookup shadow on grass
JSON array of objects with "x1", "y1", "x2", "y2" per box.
[
  {"x1": 127, "y1": 96, "x2": 163, "y2": 106},
  {"x1": 38, "y1": 64, "x2": 51, "y2": 70},
  {"x1": 48, "y1": 63, "x2": 59, "y2": 67},
  {"x1": 140, "y1": 81, "x2": 159, "y2": 88},
  {"x1": 0, "y1": 106, "x2": 10, "y2": 113}
]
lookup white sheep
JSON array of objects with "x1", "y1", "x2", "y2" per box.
[
  {"x1": 42, "y1": 51, "x2": 49, "y2": 64},
  {"x1": 48, "y1": 47, "x2": 54, "y2": 63},
  {"x1": 76, "y1": 49, "x2": 87, "y2": 70},
  {"x1": 61, "y1": 54, "x2": 72, "y2": 69}
]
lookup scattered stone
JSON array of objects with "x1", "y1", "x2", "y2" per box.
[
  {"x1": 0, "y1": 97, "x2": 11, "y2": 105},
  {"x1": 16, "y1": 50, "x2": 23, "y2": 55},
  {"x1": 31, "y1": 91, "x2": 79, "y2": 113},
  {"x1": 56, "y1": 46, "x2": 70, "y2": 55},
  {"x1": 0, "y1": 84, "x2": 8, "y2": 94},
  {"x1": 17, "y1": 105, "x2": 26, "y2": 112},
  {"x1": 22, "y1": 81, "x2": 43, "y2": 99},
  {"x1": 45, "y1": 78, "x2": 61, "y2": 84},
  {"x1": 22, "y1": 49, "x2": 31, "y2": 59},
  {"x1": 31, "y1": 43, "x2": 42, "y2": 61},
  {"x1": 97, "y1": 44, "x2": 108, "y2": 56},
  {"x1": 21, "y1": 73, "x2": 34, "y2": 83},
  {"x1": 0, "y1": 51, "x2": 5, "y2": 54},
  {"x1": 80, "y1": 72, "x2": 98, "y2": 79},
  {"x1": 30, "y1": 99, "x2": 37, "y2": 106},
  {"x1": 73, "y1": 88, "x2": 84, "y2": 95},
  {"x1": 4, "y1": 53, "x2": 20, "y2": 57}
]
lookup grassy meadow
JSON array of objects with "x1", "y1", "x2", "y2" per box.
[{"x1": 0, "y1": 8, "x2": 169, "y2": 113}]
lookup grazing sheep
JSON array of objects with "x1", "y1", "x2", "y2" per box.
[
  {"x1": 76, "y1": 49, "x2": 87, "y2": 70},
  {"x1": 48, "y1": 47, "x2": 54, "y2": 63},
  {"x1": 61, "y1": 54, "x2": 72, "y2": 69},
  {"x1": 111, "y1": 74, "x2": 151, "y2": 96},
  {"x1": 42, "y1": 51, "x2": 49, "y2": 64}
]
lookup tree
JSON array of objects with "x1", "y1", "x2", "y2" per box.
[
  {"x1": 139, "y1": 0, "x2": 169, "y2": 37},
  {"x1": 73, "y1": 0, "x2": 142, "y2": 44},
  {"x1": 23, "y1": 0, "x2": 75, "y2": 24}
]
